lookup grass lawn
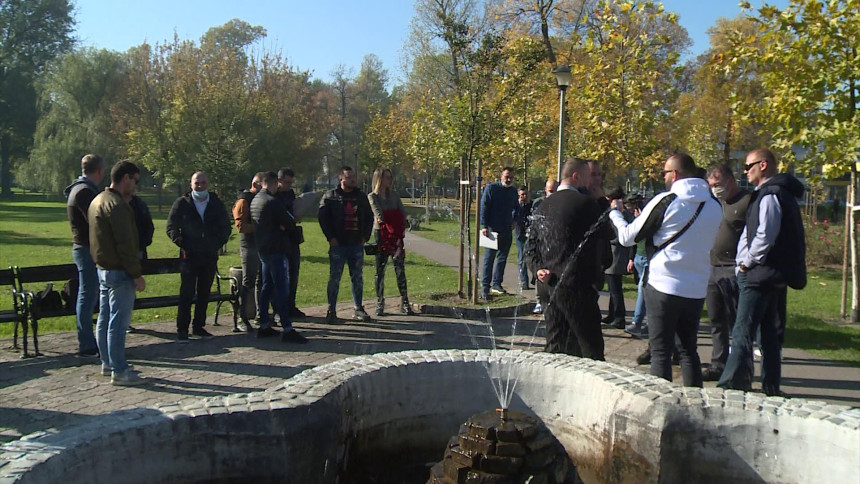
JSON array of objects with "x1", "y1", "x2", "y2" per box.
[{"x1": 0, "y1": 192, "x2": 457, "y2": 336}]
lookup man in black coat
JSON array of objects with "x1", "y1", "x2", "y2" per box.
[
  {"x1": 529, "y1": 158, "x2": 611, "y2": 360},
  {"x1": 166, "y1": 172, "x2": 232, "y2": 342},
  {"x1": 250, "y1": 171, "x2": 307, "y2": 343}
]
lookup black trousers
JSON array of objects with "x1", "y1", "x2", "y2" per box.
[
  {"x1": 605, "y1": 273, "x2": 626, "y2": 322},
  {"x1": 286, "y1": 243, "x2": 301, "y2": 312},
  {"x1": 705, "y1": 265, "x2": 738, "y2": 369},
  {"x1": 645, "y1": 285, "x2": 704, "y2": 387},
  {"x1": 177, "y1": 255, "x2": 217, "y2": 333},
  {"x1": 543, "y1": 282, "x2": 604, "y2": 360}
]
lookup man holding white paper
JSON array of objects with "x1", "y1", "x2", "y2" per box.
[{"x1": 480, "y1": 167, "x2": 518, "y2": 299}]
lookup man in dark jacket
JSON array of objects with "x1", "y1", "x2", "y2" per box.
[
  {"x1": 166, "y1": 172, "x2": 232, "y2": 342},
  {"x1": 250, "y1": 171, "x2": 307, "y2": 343},
  {"x1": 703, "y1": 164, "x2": 750, "y2": 381},
  {"x1": 529, "y1": 158, "x2": 610, "y2": 359},
  {"x1": 514, "y1": 187, "x2": 533, "y2": 291},
  {"x1": 64, "y1": 153, "x2": 105, "y2": 357},
  {"x1": 480, "y1": 166, "x2": 518, "y2": 299},
  {"x1": 277, "y1": 168, "x2": 304, "y2": 318},
  {"x1": 718, "y1": 149, "x2": 806, "y2": 396},
  {"x1": 318, "y1": 166, "x2": 373, "y2": 323}
]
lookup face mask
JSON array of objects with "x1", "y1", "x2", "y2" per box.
[
  {"x1": 503, "y1": 180, "x2": 513, "y2": 187},
  {"x1": 711, "y1": 186, "x2": 725, "y2": 200},
  {"x1": 192, "y1": 189, "x2": 209, "y2": 200}
]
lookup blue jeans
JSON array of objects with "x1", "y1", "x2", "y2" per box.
[
  {"x1": 718, "y1": 272, "x2": 782, "y2": 395},
  {"x1": 482, "y1": 230, "x2": 513, "y2": 290},
  {"x1": 96, "y1": 269, "x2": 136, "y2": 373},
  {"x1": 258, "y1": 252, "x2": 292, "y2": 331},
  {"x1": 72, "y1": 245, "x2": 99, "y2": 353},
  {"x1": 327, "y1": 244, "x2": 364, "y2": 311},
  {"x1": 515, "y1": 236, "x2": 529, "y2": 287},
  {"x1": 632, "y1": 255, "x2": 648, "y2": 325}
]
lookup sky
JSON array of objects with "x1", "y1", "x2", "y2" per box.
[{"x1": 72, "y1": 0, "x2": 790, "y2": 86}]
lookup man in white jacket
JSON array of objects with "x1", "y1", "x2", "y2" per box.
[{"x1": 608, "y1": 154, "x2": 721, "y2": 386}]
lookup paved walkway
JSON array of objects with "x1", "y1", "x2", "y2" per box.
[{"x1": 0, "y1": 232, "x2": 857, "y2": 445}]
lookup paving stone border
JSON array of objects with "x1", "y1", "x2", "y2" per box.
[
  {"x1": 0, "y1": 349, "x2": 857, "y2": 483},
  {"x1": 418, "y1": 301, "x2": 536, "y2": 319}
]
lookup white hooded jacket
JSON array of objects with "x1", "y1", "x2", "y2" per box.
[{"x1": 609, "y1": 178, "x2": 722, "y2": 299}]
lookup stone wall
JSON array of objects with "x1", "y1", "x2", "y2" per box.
[{"x1": 0, "y1": 350, "x2": 857, "y2": 483}]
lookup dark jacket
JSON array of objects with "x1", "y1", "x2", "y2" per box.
[
  {"x1": 480, "y1": 182, "x2": 518, "y2": 232},
  {"x1": 276, "y1": 189, "x2": 301, "y2": 250},
  {"x1": 745, "y1": 174, "x2": 806, "y2": 289},
  {"x1": 318, "y1": 186, "x2": 373, "y2": 246},
  {"x1": 605, "y1": 210, "x2": 633, "y2": 275},
  {"x1": 250, "y1": 189, "x2": 293, "y2": 255},
  {"x1": 166, "y1": 192, "x2": 231, "y2": 259},
  {"x1": 64, "y1": 176, "x2": 99, "y2": 246},
  {"x1": 528, "y1": 188, "x2": 609, "y2": 287},
  {"x1": 129, "y1": 195, "x2": 155, "y2": 259},
  {"x1": 88, "y1": 188, "x2": 141, "y2": 278},
  {"x1": 710, "y1": 189, "x2": 750, "y2": 266},
  {"x1": 514, "y1": 201, "x2": 533, "y2": 240}
]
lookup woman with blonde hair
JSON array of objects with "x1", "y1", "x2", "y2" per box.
[{"x1": 368, "y1": 167, "x2": 414, "y2": 316}]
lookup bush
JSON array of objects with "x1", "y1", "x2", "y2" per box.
[{"x1": 804, "y1": 216, "x2": 844, "y2": 267}]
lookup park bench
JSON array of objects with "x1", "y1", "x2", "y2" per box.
[
  {"x1": 1, "y1": 267, "x2": 29, "y2": 354},
  {"x1": 7, "y1": 258, "x2": 240, "y2": 358}
]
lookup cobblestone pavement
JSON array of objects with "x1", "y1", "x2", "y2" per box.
[{"x1": 1, "y1": 231, "x2": 858, "y2": 444}]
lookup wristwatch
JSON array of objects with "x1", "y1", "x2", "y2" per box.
[{"x1": 739, "y1": 262, "x2": 748, "y2": 273}]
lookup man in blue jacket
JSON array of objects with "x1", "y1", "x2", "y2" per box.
[{"x1": 480, "y1": 167, "x2": 518, "y2": 299}]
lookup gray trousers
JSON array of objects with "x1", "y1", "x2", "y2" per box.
[{"x1": 240, "y1": 245, "x2": 261, "y2": 321}]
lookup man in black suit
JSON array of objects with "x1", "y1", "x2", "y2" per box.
[{"x1": 529, "y1": 158, "x2": 611, "y2": 360}]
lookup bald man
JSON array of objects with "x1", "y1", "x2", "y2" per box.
[{"x1": 167, "y1": 172, "x2": 232, "y2": 342}]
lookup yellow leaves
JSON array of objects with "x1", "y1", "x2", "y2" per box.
[{"x1": 620, "y1": 2, "x2": 633, "y2": 13}]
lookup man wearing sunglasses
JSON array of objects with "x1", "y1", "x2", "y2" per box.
[{"x1": 718, "y1": 149, "x2": 806, "y2": 396}]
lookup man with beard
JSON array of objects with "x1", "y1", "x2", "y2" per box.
[{"x1": 529, "y1": 158, "x2": 610, "y2": 359}]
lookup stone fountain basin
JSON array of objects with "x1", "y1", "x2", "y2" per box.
[{"x1": 1, "y1": 350, "x2": 857, "y2": 483}]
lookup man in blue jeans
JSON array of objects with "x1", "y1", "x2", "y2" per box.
[
  {"x1": 718, "y1": 149, "x2": 806, "y2": 396},
  {"x1": 513, "y1": 187, "x2": 533, "y2": 291},
  {"x1": 88, "y1": 160, "x2": 146, "y2": 386},
  {"x1": 319, "y1": 166, "x2": 373, "y2": 323},
  {"x1": 480, "y1": 167, "x2": 518, "y2": 299},
  {"x1": 64, "y1": 154, "x2": 106, "y2": 357},
  {"x1": 250, "y1": 171, "x2": 308, "y2": 343}
]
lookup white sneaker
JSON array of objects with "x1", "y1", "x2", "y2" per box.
[
  {"x1": 532, "y1": 303, "x2": 543, "y2": 314},
  {"x1": 102, "y1": 364, "x2": 134, "y2": 376},
  {"x1": 753, "y1": 348, "x2": 762, "y2": 361},
  {"x1": 111, "y1": 370, "x2": 145, "y2": 386}
]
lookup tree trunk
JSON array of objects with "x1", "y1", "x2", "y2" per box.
[
  {"x1": 841, "y1": 184, "x2": 850, "y2": 318},
  {"x1": 473, "y1": 159, "x2": 483, "y2": 304},
  {"x1": 852, "y1": 167, "x2": 860, "y2": 322},
  {"x1": 458, "y1": 156, "x2": 466, "y2": 297},
  {"x1": 0, "y1": 134, "x2": 12, "y2": 198},
  {"x1": 425, "y1": 170, "x2": 430, "y2": 227}
]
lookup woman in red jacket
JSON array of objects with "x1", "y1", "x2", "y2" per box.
[{"x1": 368, "y1": 167, "x2": 414, "y2": 316}]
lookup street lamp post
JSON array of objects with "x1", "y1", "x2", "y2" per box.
[{"x1": 552, "y1": 65, "x2": 572, "y2": 181}]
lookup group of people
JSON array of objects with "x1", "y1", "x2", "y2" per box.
[
  {"x1": 525, "y1": 149, "x2": 806, "y2": 396},
  {"x1": 65, "y1": 158, "x2": 415, "y2": 387}
]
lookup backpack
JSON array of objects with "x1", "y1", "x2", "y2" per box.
[{"x1": 32, "y1": 283, "x2": 64, "y2": 315}]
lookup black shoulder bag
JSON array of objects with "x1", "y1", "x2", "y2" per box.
[{"x1": 641, "y1": 201, "x2": 705, "y2": 286}]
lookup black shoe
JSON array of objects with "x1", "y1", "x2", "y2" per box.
[
  {"x1": 126, "y1": 325, "x2": 137, "y2": 334},
  {"x1": 601, "y1": 316, "x2": 613, "y2": 325},
  {"x1": 78, "y1": 349, "x2": 99, "y2": 358},
  {"x1": 177, "y1": 332, "x2": 190, "y2": 344},
  {"x1": 401, "y1": 302, "x2": 415, "y2": 316},
  {"x1": 289, "y1": 308, "x2": 306, "y2": 318},
  {"x1": 281, "y1": 329, "x2": 308, "y2": 344},
  {"x1": 256, "y1": 327, "x2": 280, "y2": 338},
  {"x1": 192, "y1": 328, "x2": 214, "y2": 340},
  {"x1": 636, "y1": 347, "x2": 651, "y2": 365},
  {"x1": 376, "y1": 299, "x2": 385, "y2": 316},
  {"x1": 490, "y1": 285, "x2": 507, "y2": 295},
  {"x1": 610, "y1": 319, "x2": 626, "y2": 330},
  {"x1": 702, "y1": 366, "x2": 724, "y2": 382}
]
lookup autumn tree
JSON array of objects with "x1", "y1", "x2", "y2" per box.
[
  {"x1": 0, "y1": 0, "x2": 75, "y2": 196},
  {"x1": 18, "y1": 48, "x2": 126, "y2": 192}
]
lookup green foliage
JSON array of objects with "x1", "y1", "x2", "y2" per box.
[
  {"x1": 804, "y1": 215, "x2": 845, "y2": 267},
  {"x1": 0, "y1": 0, "x2": 75, "y2": 196},
  {"x1": 729, "y1": 0, "x2": 860, "y2": 177}
]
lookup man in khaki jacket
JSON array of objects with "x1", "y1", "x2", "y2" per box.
[{"x1": 89, "y1": 160, "x2": 146, "y2": 386}]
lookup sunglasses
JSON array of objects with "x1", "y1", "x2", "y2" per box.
[{"x1": 744, "y1": 160, "x2": 763, "y2": 172}]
